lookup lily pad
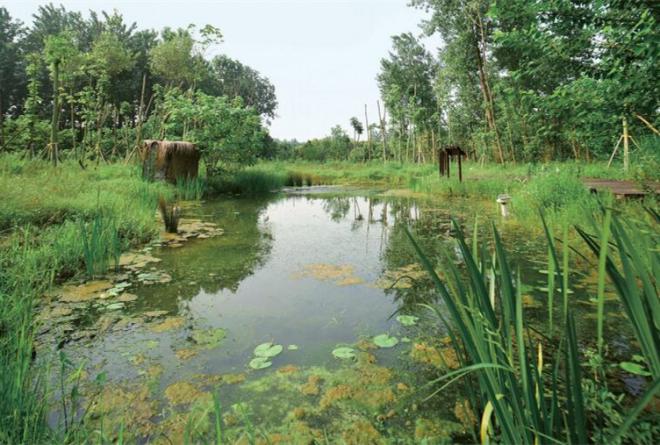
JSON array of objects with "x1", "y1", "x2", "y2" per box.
[
  {"x1": 396, "y1": 315, "x2": 419, "y2": 326},
  {"x1": 253, "y1": 342, "x2": 283, "y2": 358},
  {"x1": 191, "y1": 328, "x2": 226, "y2": 349},
  {"x1": 332, "y1": 346, "x2": 356, "y2": 359},
  {"x1": 373, "y1": 334, "x2": 399, "y2": 348},
  {"x1": 249, "y1": 356, "x2": 272, "y2": 370},
  {"x1": 288, "y1": 344, "x2": 299, "y2": 351}
]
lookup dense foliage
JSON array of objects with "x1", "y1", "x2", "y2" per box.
[
  {"x1": 278, "y1": 0, "x2": 657, "y2": 165},
  {"x1": 0, "y1": 4, "x2": 276, "y2": 174}
]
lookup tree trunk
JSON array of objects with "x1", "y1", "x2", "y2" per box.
[
  {"x1": 473, "y1": 16, "x2": 504, "y2": 163},
  {"x1": 364, "y1": 104, "x2": 372, "y2": 161},
  {"x1": 49, "y1": 61, "x2": 60, "y2": 166},
  {"x1": 377, "y1": 100, "x2": 387, "y2": 164},
  {"x1": 0, "y1": 91, "x2": 5, "y2": 150}
]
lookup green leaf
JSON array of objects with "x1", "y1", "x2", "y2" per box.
[
  {"x1": 287, "y1": 345, "x2": 299, "y2": 351},
  {"x1": 396, "y1": 315, "x2": 419, "y2": 326},
  {"x1": 373, "y1": 334, "x2": 399, "y2": 348},
  {"x1": 253, "y1": 342, "x2": 283, "y2": 358},
  {"x1": 620, "y1": 362, "x2": 652, "y2": 377},
  {"x1": 249, "y1": 357, "x2": 272, "y2": 370},
  {"x1": 332, "y1": 347, "x2": 356, "y2": 359}
]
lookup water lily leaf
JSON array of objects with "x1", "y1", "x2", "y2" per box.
[
  {"x1": 249, "y1": 356, "x2": 272, "y2": 370},
  {"x1": 254, "y1": 342, "x2": 283, "y2": 358},
  {"x1": 396, "y1": 315, "x2": 419, "y2": 326},
  {"x1": 373, "y1": 334, "x2": 399, "y2": 348},
  {"x1": 619, "y1": 361, "x2": 651, "y2": 376},
  {"x1": 332, "y1": 347, "x2": 356, "y2": 359},
  {"x1": 288, "y1": 345, "x2": 299, "y2": 350}
]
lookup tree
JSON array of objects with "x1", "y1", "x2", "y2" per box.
[
  {"x1": 378, "y1": 33, "x2": 437, "y2": 162},
  {"x1": 44, "y1": 31, "x2": 76, "y2": 165},
  {"x1": 153, "y1": 89, "x2": 267, "y2": 175},
  {"x1": 204, "y1": 55, "x2": 278, "y2": 121},
  {"x1": 0, "y1": 8, "x2": 24, "y2": 149},
  {"x1": 349, "y1": 117, "x2": 364, "y2": 143}
]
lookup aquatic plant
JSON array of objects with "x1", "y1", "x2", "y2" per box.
[
  {"x1": 405, "y1": 213, "x2": 659, "y2": 444},
  {"x1": 332, "y1": 347, "x2": 356, "y2": 359}
]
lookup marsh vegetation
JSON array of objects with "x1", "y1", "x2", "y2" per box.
[{"x1": 0, "y1": 1, "x2": 658, "y2": 444}]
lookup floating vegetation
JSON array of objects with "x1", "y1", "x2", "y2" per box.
[
  {"x1": 164, "y1": 381, "x2": 210, "y2": 406},
  {"x1": 118, "y1": 251, "x2": 162, "y2": 271},
  {"x1": 254, "y1": 342, "x2": 283, "y2": 358},
  {"x1": 150, "y1": 316, "x2": 185, "y2": 333},
  {"x1": 249, "y1": 356, "x2": 273, "y2": 370},
  {"x1": 293, "y1": 263, "x2": 364, "y2": 286},
  {"x1": 410, "y1": 342, "x2": 459, "y2": 370},
  {"x1": 175, "y1": 348, "x2": 198, "y2": 361},
  {"x1": 332, "y1": 346, "x2": 356, "y2": 359},
  {"x1": 287, "y1": 344, "x2": 299, "y2": 350},
  {"x1": 373, "y1": 334, "x2": 399, "y2": 348},
  {"x1": 396, "y1": 315, "x2": 419, "y2": 326},
  {"x1": 373, "y1": 263, "x2": 426, "y2": 289},
  {"x1": 58, "y1": 280, "x2": 113, "y2": 303},
  {"x1": 136, "y1": 271, "x2": 172, "y2": 284},
  {"x1": 190, "y1": 327, "x2": 226, "y2": 349}
]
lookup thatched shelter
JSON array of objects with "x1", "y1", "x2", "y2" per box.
[{"x1": 142, "y1": 140, "x2": 200, "y2": 183}]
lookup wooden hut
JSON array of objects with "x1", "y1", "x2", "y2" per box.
[
  {"x1": 438, "y1": 145, "x2": 467, "y2": 182},
  {"x1": 142, "y1": 140, "x2": 200, "y2": 183}
]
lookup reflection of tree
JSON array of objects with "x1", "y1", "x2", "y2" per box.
[
  {"x1": 378, "y1": 199, "x2": 459, "y2": 314},
  {"x1": 134, "y1": 196, "x2": 274, "y2": 311},
  {"x1": 322, "y1": 197, "x2": 351, "y2": 222}
]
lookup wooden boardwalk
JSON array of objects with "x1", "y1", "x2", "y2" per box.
[{"x1": 583, "y1": 178, "x2": 660, "y2": 199}]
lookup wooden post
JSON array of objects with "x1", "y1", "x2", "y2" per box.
[
  {"x1": 438, "y1": 148, "x2": 444, "y2": 177},
  {"x1": 446, "y1": 152, "x2": 450, "y2": 178},
  {"x1": 623, "y1": 116, "x2": 629, "y2": 173},
  {"x1": 458, "y1": 154, "x2": 463, "y2": 182}
]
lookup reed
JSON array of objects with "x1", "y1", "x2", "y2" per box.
[
  {"x1": 176, "y1": 176, "x2": 206, "y2": 200},
  {"x1": 79, "y1": 212, "x2": 123, "y2": 279},
  {"x1": 406, "y1": 210, "x2": 659, "y2": 443}
]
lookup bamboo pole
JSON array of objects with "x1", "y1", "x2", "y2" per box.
[
  {"x1": 635, "y1": 113, "x2": 660, "y2": 136},
  {"x1": 623, "y1": 116, "x2": 629, "y2": 173},
  {"x1": 607, "y1": 135, "x2": 623, "y2": 168}
]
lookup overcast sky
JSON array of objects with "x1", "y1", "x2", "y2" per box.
[{"x1": 4, "y1": 0, "x2": 438, "y2": 140}]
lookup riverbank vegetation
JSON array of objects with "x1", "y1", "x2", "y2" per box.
[{"x1": 0, "y1": 0, "x2": 658, "y2": 443}]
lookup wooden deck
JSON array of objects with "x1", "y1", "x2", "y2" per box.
[{"x1": 583, "y1": 178, "x2": 660, "y2": 199}]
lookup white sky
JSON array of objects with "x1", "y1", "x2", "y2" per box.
[{"x1": 3, "y1": 0, "x2": 438, "y2": 140}]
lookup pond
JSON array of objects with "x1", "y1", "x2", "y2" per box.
[{"x1": 37, "y1": 187, "x2": 634, "y2": 443}]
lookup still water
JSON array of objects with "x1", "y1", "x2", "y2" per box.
[{"x1": 43, "y1": 188, "x2": 631, "y2": 443}]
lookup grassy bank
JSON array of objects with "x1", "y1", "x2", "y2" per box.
[
  {"x1": 211, "y1": 159, "x2": 658, "y2": 231},
  {"x1": 0, "y1": 154, "x2": 170, "y2": 443}
]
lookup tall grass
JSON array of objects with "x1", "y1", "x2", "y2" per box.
[
  {"x1": 176, "y1": 176, "x2": 206, "y2": 200},
  {"x1": 0, "y1": 154, "x2": 168, "y2": 442},
  {"x1": 79, "y1": 212, "x2": 123, "y2": 278},
  {"x1": 406, "y1": 209, "x2": 659, "y2": 443}
]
